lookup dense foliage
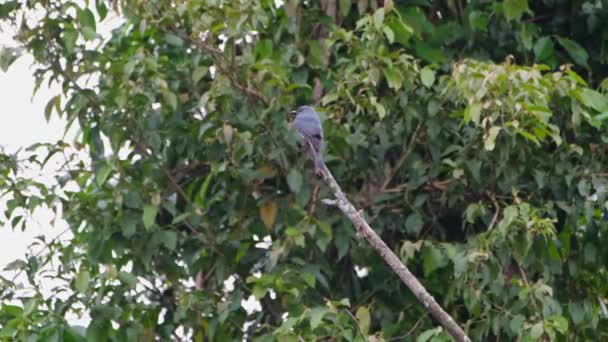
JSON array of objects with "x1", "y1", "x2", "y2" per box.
[{"x1": 1, "y1": 0, "x2": 608, "y2": 340}]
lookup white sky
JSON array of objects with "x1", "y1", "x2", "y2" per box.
[
  {"x1": 0, "y1": 36, "x2": 66, "y2": 272},
  {"x1": 0, "y1": 12, "x2": 123, "y2": 327},
  {"x1": 0, "y1": 6, "x2": 126, "y2": 270}
]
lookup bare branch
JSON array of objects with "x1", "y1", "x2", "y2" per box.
[{"x1": 319, "y1": 164, "x2": 471, "y2": 342}]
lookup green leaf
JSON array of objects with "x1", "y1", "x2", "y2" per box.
[
  {"x1": 375, "y1": 102, "x2": 386, "y2": 119},
  {"x1": 254, "y1": 39, "x2": 273, "y2": 59},
  {"x1": 355, "y1": 306, "x2": 371, "y2": 335},
  {"x1": 2, "y1": 304, "x2": 23, "y2": 317},
  {"x1": 309, "y1": 307, "x2": 329, "y2": 330},
  {"x1": 417, "y1": 327, "x2": 442, "y2": 342},
  {"x1": 568, "y1": 302, "x2": 585, "y2": 325},
  {"x1": 82, "y1": 27, "x2": 96, "y2": 41},
  {"x1": 171, "y1": 212, "x2": 191, "y2": 225},
  {"x1": 464, "y1": 102, "x2": 482, "y2": 125},
  {"x1": 44, "y1": 95, "x2": 61, "y2": 122},
  {"x1": 373, "y1": 8, "x2": 385, "y2": 29},
  {"x1": 518, "y1": 23, "x2": 535, "y2": 50},
  {"x1": 534, "y1": 36, "x2": 554, "y2": 62},
  {"x1": 287, "y1": 169, "x2": 303, "y2": 193},
  {"x1": 548, "y1": 315, "x2": 568, "y2": 334},
  {"x1": 161, "y1": 231, "x2": 178, "y2": 251},
  {"x1": 165, "y1": 33, "x2": 184, "y2": 47},
  {"x1": 556, "y1": 37, "x2": 589, "y2": 68},
  {"x1": 339, "y1": 0, "x2": 352, "y2": 17},
  {"x1": 95, "y1": 162, "x2": 112, "y2": 186},
  {"x1": 414, "y1": 42, "x2": 446, "y2": 63},
  {"x1": 386, "y1": 16, "x2": 413, "y2": 46},
  {"x1": 3, "y1": 259, "x2": 26, "y2": 271},
  {"x1": 142, "y1": 204, "x2": 158, "y2": 230},
  {"x1": 594, "y1": 112, "x2": 608, "y2": 121},
  {"x1": 509, "y1": 315, "x2": 525, "y2": 334},
  {"x1": 62, "y1": 26, "x2": 78, "y2": 54},
  {"x1": 566, "y1": 69, "x2": 587, "y2": 86},
  {"x1": 307, "y1": 40, "x2": 325, "y2": 68},
  {"x1": 335, "y1": 226, "x2": 350, "y2": 260},
  {"x1": 195, "y1": 171, "x2": 214, "y2": 208},
  {"x1": 422, "y1": 245, "x2": 447, "y2": 276},
  {"x1": 302, "y1": 272, "x2": 316, "y2": 287},
  {"x1": 0, "y1": 1, "x2": 19, "y2": 20},
  {"x1": 0, "y1": 46, "x2": 22, "y2": 72},
  {"x1": 78, "y1": 8, "x2": 96, "y2": 40},
  {"x1": 469, "y1": 11, "x2": 489, "y2": 32},
  {"x1": 420, "y1": 67, "x2": 435, "y2": 88},
  {"x1": 86, "y1": 320, "x2": 108, "y2": 341},
  {"x1": 96, "y1": 0, "x2": 108, "y2": 20},
  {"x1": 503, "y1": 0, "x2": 531, "y2": 21},
  {"x1": 162, "y1": 89, "x2": 178, "y2": 111},
  {"x1": 382, "y1": 25, "x2": 394, "y2": 43},
  {"x1": 405, "y1": 212, "x2": 423, "y2": 235},
  {"x1": 118, "y1": 272, "x2": 138, "y2": 289},
  {"x1": 383, "y1": 65, "x2": 403, "y2": 90},
  {"x1": 253, "y1": 285, "x2": 267, "y2": 299},
  {"x1": 121, "y1": 217, "x2": 137, "y2": 238},
  {"x1": 75, "y1": 270, "x2": 90, "y2": 294},
  {"x1": 192, "y1": 66, "x2": 208, "y2": 83},
  {"x1": 321, "y1": 92, "x2": 339, "y2": 106},
  {"x1": 529, "y1": 322, "x2": 544, "y2": 339},
  {"x1": 23, "y1": 297, "x2": 38, "y2": 316},
  {"x1": 484, "y1": 126, "x2": 501, "y2": 151},
  {"x1": 579, "y1": 89, "x2": 608, "y2": 112},
  {"x1": 400, "y1": 240, "x2": 422, "y2": 261}
]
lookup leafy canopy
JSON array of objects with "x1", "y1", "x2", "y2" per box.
[{"x1": 1, "y1": 0, "x2": 608, "y2": 341}]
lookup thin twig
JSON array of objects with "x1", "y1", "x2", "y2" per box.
[
  {"x1": 260, "y1": 120, "x2": 289, "y2": 175},
  {"x1": 517, "y1": 263, "x2": 539, "y2": 312},
  {"x1": 485, "y1": 190, "x2": 500, "y2": 231},
  {"x1": 308, "y1": 184, "x2": 320, "y2": 216},
  {"x1": 344, "y1": 308, "x2": 367, "y2": 341},
  {"x1": 170, "y1": 30, "x2": 268, "y2": 105},
  {"x1": 388, "y1": 312, "x2": 429, "y2": 341},
  {"x1": 129, "y1": 139, "x2": 201, "y2": 235},
  {"x1": 9, "y1": 226, "x2": 71, "y2": 284},
  {"x1": 381, "y1": 122, "x2": 423, "y2": 191}
]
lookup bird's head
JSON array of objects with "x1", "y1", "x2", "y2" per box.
[{"x1": 288, "y1": 105, "x2": 315, "y2": 118}]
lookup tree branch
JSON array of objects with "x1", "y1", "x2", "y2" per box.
[
  {"x1": 319, "y1": 164, "x2": 471, "y2": 342},
  {"x1": 170, "y1": 30, "x2": 269, "y2": 105},
  {"x1": 485, "y1": 190, "x2": 500, "y2": 231}
]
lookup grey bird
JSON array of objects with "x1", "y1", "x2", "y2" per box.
[{"x1": 289, "y1": 106, "x2": 325, "y2": 175}]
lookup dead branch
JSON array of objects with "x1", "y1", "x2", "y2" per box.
[{"x1": 319, "y1": 164, "x2": 471, "y2": 342}]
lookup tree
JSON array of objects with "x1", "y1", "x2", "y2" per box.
[{"x1": 1, "y1": 0, "x2": 608, "y2": 340}]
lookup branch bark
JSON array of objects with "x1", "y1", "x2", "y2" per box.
[{"x1": 319, "y1": 164, "x2": 471, "y2": 342}]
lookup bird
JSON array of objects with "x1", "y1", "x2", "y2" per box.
[{"x1": 289, "y1": 106, "x2": 325, "y2": 176}]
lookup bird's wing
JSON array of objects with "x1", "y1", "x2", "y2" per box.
[
  {"x1": 295, "y1": 116, "x2": 323, "y2": 152},
  {"x1": 295, "y1": 115, "x2": 323, "y2": 137}
]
